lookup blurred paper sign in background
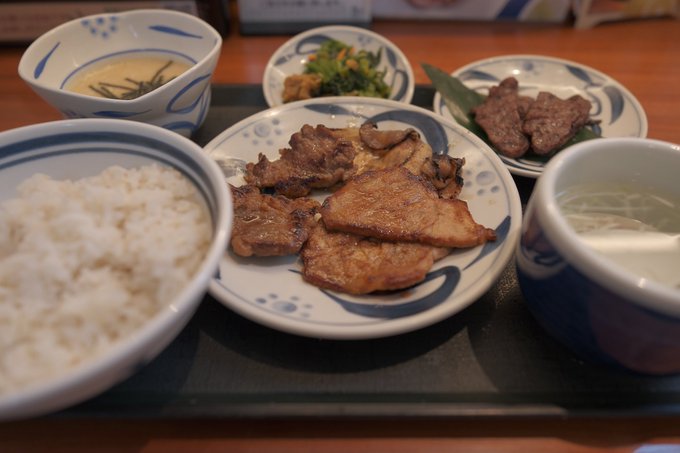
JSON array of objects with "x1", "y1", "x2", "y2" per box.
[
  {"x1": 371, "y1": 0, "x2": 572, "y2": 22},
  {"x1": 0, "y1": 0, "x2": 228, "y2": 43},
  {"x1": 237, "y1": 0, "x2": 371, "y2": 34},
  {"x1": 572, "y1": 0, "x2": 678, "y2": 28}
]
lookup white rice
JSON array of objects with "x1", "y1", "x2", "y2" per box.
[{"x1": 0, "y1": 164, "x2": 211, "y2": 395}]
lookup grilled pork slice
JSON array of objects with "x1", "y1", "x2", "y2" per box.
[
  {"x1": 354, "y1": 125, "x2": 430, "y2": 175},
  {"x1": 350, "y1": 123, "x2": 465, "y2": 199},
  {"x1": 522, "y1": 91, "x2": 592, "y2": 155},
  {"x1": 229, "y1": 184, "x2": 320, "y2": 257},
  {"x1": 329, "y1": 122, "x2": 425, "y2": 180},
  {"x1": 333, "y1": 122, "x2": 415, "y2": 170},
  {"x1": 244, "y1": 124, "x2": 356, "y2": 198},
  {"x1": 301, "y1": 222, "x2": 449, "y2": 295},
  {"x1": 246, "y1": 122, "x2": 464, "y2": 199},
  {"x1": 472, "y1": 77, "x2": 532, "y2": 158},
  {"x1": 359, "y1": 121, "x2": 415, "y2": 151},
  {"x1": 422, "y1": 154, "x2": 465, "y2": 200},
  {"x1": 320, "y1": 166, "x2": 496, "y2": 248}
]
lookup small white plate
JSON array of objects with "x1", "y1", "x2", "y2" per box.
[
  {"x1": 204, "y1": 97, "x2": 522, "y2": 340},
  {"x1": 262, "y1": 25, "x2": 414, "y2": 108},
  {"x1": 432, "y1": 54, "x2": 648, "y2": 178}
]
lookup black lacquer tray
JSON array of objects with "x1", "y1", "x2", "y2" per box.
[{"x1": 59, "y1": 85, "x2": 680, "y2": 419}]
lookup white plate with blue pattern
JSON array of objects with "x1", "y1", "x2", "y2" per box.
[
  {"x1": 204, "y1": 97, "x2": 522, "y2": 340},
  {"x1": 262, "y1": 25, "x2": 414, "y2": 108},
  {"x1": 433, "y1": 54, "x2": 648, "y2": 179}
]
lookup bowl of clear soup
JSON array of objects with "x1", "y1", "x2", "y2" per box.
[
  {"x1": 516, "y1": 137, "x2": 680, "y2": 375},
  {"x1": 18, "y1": 9, "x2": 221, "y2": 137}
]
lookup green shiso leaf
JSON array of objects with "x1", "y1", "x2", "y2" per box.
[{"x1": 422, "y1": 63, "x2": 485, "y2": 136}]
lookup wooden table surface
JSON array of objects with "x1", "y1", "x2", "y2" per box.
[{"x1": 1, "y1": 10, "x2": 680, "y2": 453}]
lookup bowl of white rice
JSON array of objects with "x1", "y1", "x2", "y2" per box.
[{"x1": 0, "y1": 118, "x2": 232, "y2": 421}]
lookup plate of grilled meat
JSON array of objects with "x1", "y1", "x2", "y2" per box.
[
  {"x1": 432, "y1": 54, "x2": 648, "y2": 178},
  {"x1": 204, "y1": 97, "x2": 522, "y2": 339}
]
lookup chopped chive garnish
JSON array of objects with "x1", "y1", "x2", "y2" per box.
[{"x1": 88, "y1": 60, "x2": 177, "y2": 100}]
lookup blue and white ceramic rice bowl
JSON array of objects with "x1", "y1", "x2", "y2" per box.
[
  {"x1": 18, "y1": 9, "x2": 222, "y2": 137},
  {"x1": 516, "y1": 137, "x2": 680, "y2": 375},
  {"x1": 0, "y1": 118, "x2": 232, "y2": 421}
]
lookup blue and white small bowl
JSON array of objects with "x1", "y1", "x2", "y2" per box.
[
  {"x1": 18, "y1": 9, "x2": 222, "y2": 137},
  {"x1": 0, "y1": 118, "x2": 232, "y2": 421},
  {"x1": 263, "y1": 25, "x2": 414, "y2": 107},
  {"x1": 516, "y1": 137, "x2": 680, "y2": 375}
]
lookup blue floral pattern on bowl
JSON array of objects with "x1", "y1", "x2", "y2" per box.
[{"x1": 205, "y1": 97, "x2": 522, "y2": 340}]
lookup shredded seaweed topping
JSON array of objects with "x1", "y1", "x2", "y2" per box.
[{"x1": 89, "y1": 60, "x2": 176, "y2": 100}]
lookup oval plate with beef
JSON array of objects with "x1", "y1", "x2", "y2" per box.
[{"x1": 433, "y1": 54, "x2": 647, "y2": 178}]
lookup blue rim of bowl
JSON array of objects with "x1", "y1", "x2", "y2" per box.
[{"x1": 0, "y1": 118, "x2": 232, "y2": 420}]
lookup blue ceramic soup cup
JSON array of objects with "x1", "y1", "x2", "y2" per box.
[{"x1": 516, "y1": 137, "x2": 680, "y2": 375}]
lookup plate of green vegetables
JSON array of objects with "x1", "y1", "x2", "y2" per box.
[{"x1": 263, "y1": 25, "x2": 414, "y2": 107}]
